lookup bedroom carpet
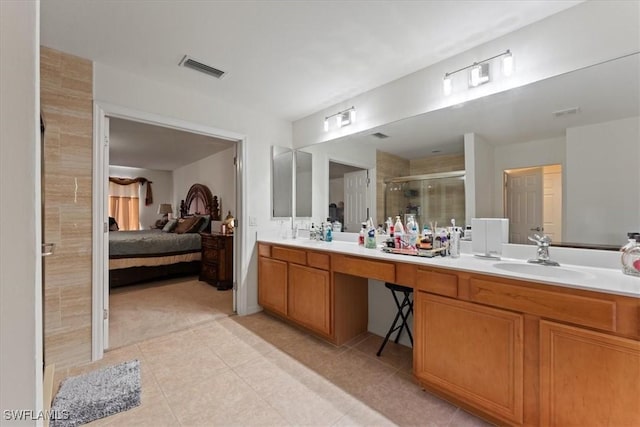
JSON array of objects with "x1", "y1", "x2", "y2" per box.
[
  {"x1": 53, "y1": 312, "x2": 491, "y2": 426},
  {"x1": 109, "y1": 276, "x2": 233, "y2": 349}
]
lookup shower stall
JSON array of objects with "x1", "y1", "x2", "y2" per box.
[{"x1": 384, "y1": 170, "x2": 466, "y2": 229}]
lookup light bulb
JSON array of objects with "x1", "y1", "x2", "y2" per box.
[
  {"x1": 502, "y1": 51, "x2": 514, "y2": 77},
  {"x1": 349, "y1": 108, "x2": 356, "y2": 124},
  {"x1": 336, "y1": 114, "x2": 342, "y2": 128},
  {"x1": 323, "y1": 118, "x2": 329, "y2": 132},
  {"x1": 443, "y1": 75, "x2": 452, "y2": 95},
  {"x1": 470, "y1": 66, "x2": 480, "y2": 87}
]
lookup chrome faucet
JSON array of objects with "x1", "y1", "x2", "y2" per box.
[{"x1": 527, "y1": 234, "x2": 560, "y2": 266}]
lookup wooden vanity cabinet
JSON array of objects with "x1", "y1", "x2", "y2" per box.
[
  {"x1": 257, "y1": 244, "x2": 333, "y2": 338},
  {"x1": 257, "y1": 256, "x2": 288, "y2": 316},
  {"x1": 288, "y1": 263, "x2": 331, "y2": 336},
  {"x1": 540, "y1": 321, "x2": 640, "y2": 427},
  {"x1": 414, "y1": 292, "x2": 524, "y2": 425},
  {"x1": 413, "y1": 267, "x2": 640, "y2": 426}
]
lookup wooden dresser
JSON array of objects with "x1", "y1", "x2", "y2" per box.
[{"x1": 199, "y1": 233, "x2": 233, "y2": 290}]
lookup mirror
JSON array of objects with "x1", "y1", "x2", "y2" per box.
[
  {"x1": 271, "y1": 146, "x2": 293, "y2": 217},
  {"x1": 295, "y1": 150, "x2": 313, "y2": 217},
  {"x1": 298, "y1": 53, "x2": 640, "y2": 248}
]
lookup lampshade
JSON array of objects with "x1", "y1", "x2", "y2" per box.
[{"x1": 157, "y1": 204, "x2": 173, "y2": 215}]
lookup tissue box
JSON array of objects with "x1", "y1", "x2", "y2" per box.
[{"x1": 471, "y1": 218, "x2": 509, "y2": 258}]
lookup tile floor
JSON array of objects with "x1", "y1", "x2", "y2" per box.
[
  {"x1": 54, "y1": 278, "x2": 492, "y2": 426},
  {"x1": 108, "y1": 276, "x2": 234, "y2": 349}
]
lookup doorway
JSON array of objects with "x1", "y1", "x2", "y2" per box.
[
  {"x1": 504, "y1": 164, "x2": 562, "y2": 244},
  {"x1": 92, "y1": 103, "x2": 246, "y2": 360},
  {"x1": 105, "y1": 117, "x2": 237, "y2": 350},
  {"x1": 328, "y1": 161, "x2": 369, "y2": 232}
]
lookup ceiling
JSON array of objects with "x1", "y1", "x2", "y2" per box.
[
  {"x1": 109, "y1": 118, "x2": 234, "y2": 171},
  {"x1": 40, "y1": 1, "x2": 581, "y2": 122},
  {"x1": 314, "y1": 53, "x2": 640, "y2": 159}
]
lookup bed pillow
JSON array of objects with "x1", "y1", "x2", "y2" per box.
[
  {"x1": 174, "y1": 216, "x2": 204, "y2": 234},
  {"x1": 162, "y1": 219, "x2": 178, "y2": 232},
  {"x1": 196, "y1": 215, "x2": 211, "y2": 233}
]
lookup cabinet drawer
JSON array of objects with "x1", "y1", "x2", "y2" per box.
[
  {"x1": 272, "y1": 246, "x2": 307, "y2": 265},
  {"x1": 332, "y1": 254, "x2": 395, "y2": 282},
  {"x1": 200, "y1": 262, "x2": 218, "y2": 281},
  {"x1": 416, "y1": 269, "x2": 458, "y2": 298},
  {"x1": 202, "y1": 248, "x2": 219, "y2": 263},
  {"x1": 469, "y1": 278, "x2": 616, "y2": 332},
  {"x1": 258, "y1": 243, "x2": 271, "y2": 257},
  {"x1": 202, "y1": 236, "x2": 222, "y2": 249},
  {"x1": 307, "y1": 251, "x2": 330, "y2": 270}
]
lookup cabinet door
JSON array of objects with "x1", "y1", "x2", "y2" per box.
[
  {"x1": 288, "y1": 263, "x2": 331, "y2": 336},
  {"x1": 258, "y1": 257, "x2": 288, "y2": 316},
  {"x1": 414, "y1": 292, "x2": 524, "y2": 424},
  {"x1": 540, "y1": 321, "x2": 640, "y2": 427}
]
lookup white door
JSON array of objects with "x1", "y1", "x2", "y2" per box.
[
  {"x1": 543, "y1": 171, "x2": 562, "y2": 243},
  {"x1": 343, "y1": 170, "x2": 368, "y2": 232},
  {"x1": 505, "y1": 167, "x2": 543, "y2": 244},
  {"x1": 102, "y1": 116, "x2": 110, "y2": 349}
]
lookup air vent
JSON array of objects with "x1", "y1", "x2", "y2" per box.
[
  {"x1": 371, "y1": 132, "x2": 389, "y2": 139},
  {"x1": 553, "y1": 107, "x2": 580, "y2": 117},
  {"x1": 179, "y1": 55, "x2": 226, "y2": 79}
]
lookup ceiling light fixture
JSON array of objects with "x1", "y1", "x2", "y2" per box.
[
  {"x1": 324, "y1": 106, "x2": 356, "y2": 132},
  {"x1": 443, "y1": 49, "x2": 513, "y2": 95}
]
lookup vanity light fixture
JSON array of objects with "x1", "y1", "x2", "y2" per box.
[
  {"x1": 443, "y1": 49, "x2": 513, "y2": 95},
  {"x1": 324, "y1": 106, "x2": 356, "y2": 132}
]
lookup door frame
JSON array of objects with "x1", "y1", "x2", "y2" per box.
[{"x1": 92, "y1": 101, "x2": 247, "y2": 361}]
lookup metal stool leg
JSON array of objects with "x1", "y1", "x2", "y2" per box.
[{"x1": 377, "y1": 287, "x2": 414, "y2": 356}]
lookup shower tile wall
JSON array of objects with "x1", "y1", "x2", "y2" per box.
[
  {"x1": 41, "y1": 46, "x2": 94, "y2": 368},
  {"x1": 409, "y1": 154, "x2": 464, "y2": 175},
  {"x1": 376, "y1": 150, "x2": 409, "y2": 223}
]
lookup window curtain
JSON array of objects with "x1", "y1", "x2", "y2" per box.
[{"x1": 108, "y1": 180, "x2": 141, "y2": 231}]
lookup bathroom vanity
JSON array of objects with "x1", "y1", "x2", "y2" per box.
[{"x1": 257, "y1": 237, "x2": 640, "y2": 427}]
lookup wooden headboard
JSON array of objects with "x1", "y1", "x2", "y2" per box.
[{"x1": 179, "y1": 183, "x2": 220, "y2": 220}]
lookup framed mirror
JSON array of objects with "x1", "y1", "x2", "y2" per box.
[{"x1": 271, "y1": 146, "x2": 293, "y2": 217}]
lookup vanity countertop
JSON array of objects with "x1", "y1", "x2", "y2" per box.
[{"x1": 257, "y1": 236, "x2": 640, "y2": 298}]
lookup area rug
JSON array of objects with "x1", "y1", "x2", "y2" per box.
[{"x1": 50, "y1": 359, "x2": 141, "y2": 427}]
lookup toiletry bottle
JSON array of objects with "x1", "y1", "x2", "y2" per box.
[
  {"x1": 358, "y1": 223, "x2": 366, "y2": 246},
  {"x1": 365, "y1": 218, "x2": 376, "y2": 249},
  {"x1": 386, "y1": 217, "x2": 393, "y2": 235},
  {"x1": 450, "y1": 219, "x2": 460, "y2": 258},
  {"x1": 310, "y1": 223, "x2": 316, "y2": 241},
  {"x1": 407, "y1": 215, "x2": 418, "y2": 248},
  {"x1": 394, "y1": 216, "x2": 404, "y2": 249},
  {"x1": 621, "y1": 233, "x2": 640, "y2": 277},
  {"x1": 325, "y1": 218, "x2": 333, "y2": 242},
  {"x1": 318, "y1": 222, "x2": 324, "y2": 241}
]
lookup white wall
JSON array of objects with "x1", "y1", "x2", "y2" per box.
[
  {"x1": 0, "y1": 1, "x2": 43, "y2": 423},
  {"x1": 108, "y1": 165, "x2": 174, "y2": 229},
  {"x1": 293, "y1": 1, "x2": 640, "y2": 147},
  {"x1": 565, "y1": 116, "x2": 640, "y2": 245},
  {"x1": 464, "y1": 133, "x2": 494, "y2": 223},
  {"x1": 492, "y1": 136, "x2": 566, "y2": 216},
  {"x1": 172, "y1": 145, "x2": 236, "y2": 225},
  {"x1": 94, "y1": 63, "x2": 291, "y2": 315}
]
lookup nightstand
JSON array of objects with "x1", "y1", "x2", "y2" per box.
[{"x1": 199, "y1": 233, "x2": 233, "y2": 290}]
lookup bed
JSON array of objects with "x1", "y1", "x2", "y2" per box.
[{"x1": 109, "y1": 183, "x2": 220, "y2": 288}]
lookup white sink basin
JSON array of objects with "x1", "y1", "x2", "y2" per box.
[{"x1": 493, "y1": 262, "x2": 592, "y2": 281}]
